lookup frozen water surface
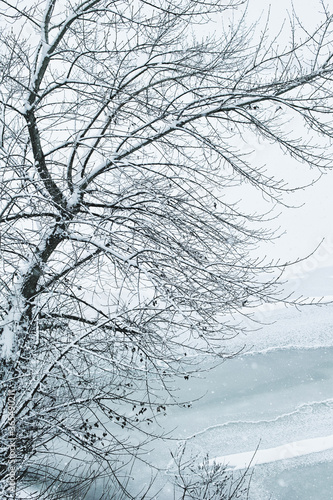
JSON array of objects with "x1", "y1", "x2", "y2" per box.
[{"x1": 128, "y1": 267, "x2": 333, "y2": 499}]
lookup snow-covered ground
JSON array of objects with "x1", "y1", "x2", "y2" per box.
[
  {"x1": 129, "y1": 265, "x2": 333, "y2": 499},
  {"x1": 211, "y1": 433, "x2": 333, "y2": 469}
]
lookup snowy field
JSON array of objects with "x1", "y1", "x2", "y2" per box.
[{"x1": 128, "y1": 265, "x2": 333, "y2": 499}]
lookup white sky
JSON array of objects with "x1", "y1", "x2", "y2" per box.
[
  {"x1": 243, "y1": 0, "x2": 333, "y2": 271},
  {"x1": 199, "y1": 0, "x2": 333, "y2": 272}
]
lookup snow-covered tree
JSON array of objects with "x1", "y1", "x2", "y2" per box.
[{"x1": 0, "y1": 0, "x2": 333, "y2": 497}]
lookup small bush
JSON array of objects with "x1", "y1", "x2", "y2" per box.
[{"x1": 171, "y1": 445, "x2": 252, "y2": 500}]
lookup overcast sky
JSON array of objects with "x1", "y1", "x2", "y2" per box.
[{"x1": 241, "y1": 0, "x2": 333, "y2": 273}]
